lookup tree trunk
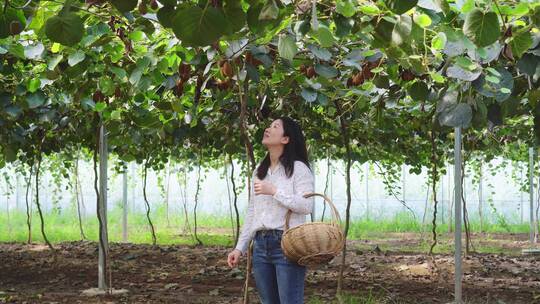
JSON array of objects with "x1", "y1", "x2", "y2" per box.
[
  {"x1": 238, "y1": 81, "x2": 255, "y2": 172},
  {"x1": 461, "y1": 160, "x2": 472, "y2": 255},
  {"x1": 5, "y1": 180, "x2": 11, "y2": 238},
  {"x1": 225, "y1": 155, "x2": 236, "y2": 242},
  {"x1": 448, "y1": 167, "x2": 453, "y2": 233},
  {"x1": 178, "y1": 164, "x2": 193, "y2": 239},
  {"x1": 122, "y1": 165, "x2": 128, "y2": 242},
  {"x1": 143, "y1": 162, "x2": 157, "y2": 246},
  {"x1": 165, "y1": 160, "x2": 171, "y2": 228},
  {"x1": 15, "y1": 174, "x2": 20, "y2": 211},
  {"x1": 25, "y1": 164, "x2": 33, "y2": 244},
  {"x1": 429, "y1": 131, "x2": 439, "y2": 255},
  {"x1": 478, "y1": 164, "x2": 483, "y2": 233},
  {"x1": 229, "y1": 154, "x2": 240, "y2": 245},
  {"x1": 35, "y1": 144, "x2": 54, "y2": 251},
  {"x1": 321, "y1": 157, "x2": 331, "y2": 221},
  {"x1": 193, "y1": 158, "x2": 203, "y2": 246},
  {"x1": 74, "y1": 156, "x2": 86, "y2": 240},
  {"x1": 94, "y1": 123, "x2": 109, "y2": 291},
  {"x1": 334, "y1": 101, "x2": 352, "y2": 298}
]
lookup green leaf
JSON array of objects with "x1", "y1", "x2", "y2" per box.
[
  {"x1": 438, "y1": 101, "x2": 473, "y2": 128},
  {"x1": 307, "y1": 44, "x2": 332, "y2": 61},
  {"x1": 532, "y1": 6, "x2": 540, "y2": 28},
  {"x1": 4, "y1": 106, "x2": 22, "y2": 119},
  {"x1": 384, "y1": 0, "x2": 418, "y2": 14},
  {"x1": 26, "y1": 91, "x2": 46, "y2": 109},
  {"x1": 373, "y1": 18, "x2": 394, "y2": 48},
  {"x1": 129, "y1": 68, "x2": 143, "y2": 85},
  {"x1": 414, "y1": 14, "x2": 432, "y2": 28},
  {"x1": 509, "y1": 30, "x2": 533, "y2": 59},
  {"x1": 45, "y1": 12, "x2": 85, "y2": 46},
  {"x1": 0, "y1": 8, "x2": 26, "y2": 39},
  {"x1": 431, "y1": 32, "x2": 447, "y2": 50},
  {"x1": 461, "y1": 0, "x2": 475, "y2": 14},
  {"x1": 224, "y1": 0, "x2": 246, "y2": 33},
  {"x1": 317, "y1": 93, "x2": 328, "y2": 106},
  {"x1": 433, "y1": 0, "x2": 450, "y2": 15},
  {"x1": 358, "y1": 4, "x2": 380, "y2": 15},
  {"x1": 51, "y1": 43, "x2": 61, "y2": 53},
  {"x1": 407, "y1": 81, "x2": 429, "y2": 101},
  {"x1": 334, "y1": 14, "x2": 354, "y2": 37},
  {"x1": 277, "y1": 34, "x2": 297, "y2": 61},
  {"x1": 455, "y1": 56, "x2": 476, "y2": 70},
  {"x1": 509, "y1": 3, "x2": 529, "y2": 17},
  {"x1": 301, "y1": 88, "x2": 317, "y2": 102},
  {"x1": 336, "y1": 0, "x2": 357, "y2": 18},
  {"x1": 487, "y1": 103, "x2": 503, "y2": 125},
  {"x1": 27, "y1": 78, "x2": 41, "y2": 93},
  {"x1": 247, "y1": 2, "x2": 282, "y2": 35},
  {"x1": 472, "y1": 67, "x2": 513, "y2": 102},
  {"x1": 246, "y1": 63, "x2": 259, "y2": 82},
  {"x1": 392, "y1": 15, "x2": 412, "y2": 46},
  {"x1": 259, "y1": 0, "x2": 279, "y2": 20},
  {"x1": 517, "y1": 54, "x2": 540, "y2": 76},
  {"x1": 95, "y1": 102, "x2": 107, "y2": 112},
  {"x1": 109, "y1": 0, "x2": 138, "y2": 13},
  {"x1": 129, "y1": 30, "x2": 145, "y2": 41},
  {"x1": 99, "y1": 77, "x2": 115, "y2": 95},
  {"x1": 48, "y1": 54, "x2": 63, "y2": 70},
  {"x1": 29, "y1": 4, "x2": 58, "y2": 35},
  {"x1": 485, "y1": 75, "x2": 500, "y2": 84},
  {"x1": 110, "y1": 66, "x2": 127, "y2": 80},
  {"x1": 2, "y1": 146, "x2": 17, "y2": 162},
  {"x1": 157, "y1": 7, "x2": 175, "y2": 28},
  {"x1": 68, "y1": 50, "x2": 85, "y2": 66},
  {"x1": 463, "y1": 9, "x2": 500, "y2": 48},
  {"x1": 472, "y1": 99, "x2": 488, "y2": 129},
  {"x1": 23, "y1": 43, "x2": 44, "y2": 60},
  {"x1": 430, "y1": 72, "x2": 445, "y2": 83},
  {"x1": 314, "y1": 64, "x2": 338, "y2": 78},
  {"x1": 313, "y1": 25, "x2": 335, "y2": 48},
  {"x1": 8, "y1": 43, "x2": 24, "y2": 59},
  {"x1": 110, "y1": 109, "x2": 122, "y2": 120},
  {"x1": 172, "y1": 6, "x2": 227, "y2": 47},
  {"x1": 446, "y1": 65, "x2": 481, "y2": 81}
]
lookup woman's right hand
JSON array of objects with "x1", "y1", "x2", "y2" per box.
[{"x1": 227, "y1": 249, "x2": 242, "y2": 268}]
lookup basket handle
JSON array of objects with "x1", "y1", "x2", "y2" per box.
[{"x1": 284, "y1": 192, "x2": 342, "y2": 231}]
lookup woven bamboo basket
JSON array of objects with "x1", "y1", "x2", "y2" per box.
[{"x1": 281, "y1": 193, "x2": 344, "y2": 266}]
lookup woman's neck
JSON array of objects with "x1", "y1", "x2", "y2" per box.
[{"x1": 268, "y1": 146, "x2": 283, "y2": 168}]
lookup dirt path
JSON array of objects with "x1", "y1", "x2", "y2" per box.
[{"x1": 1, "y1": 238, "x2": 539, "y2": 303}]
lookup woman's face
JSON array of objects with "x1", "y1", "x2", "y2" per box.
[{"x1": 262, "y1": 119, "x2": 289, "y2": 147}]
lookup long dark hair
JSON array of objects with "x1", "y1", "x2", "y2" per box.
[{"x1": 256, "y1": 117, "x2": 310, "y2": 180}]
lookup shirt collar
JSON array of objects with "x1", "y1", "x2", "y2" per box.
[{"x1": 268, "y1": 162, "x2": 283, "y2": 176}]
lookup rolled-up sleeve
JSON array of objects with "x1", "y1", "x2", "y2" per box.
[
  {"x1": 272, "y1": 161, "x2": 314, "y2": 215},
  {"x1": 234, "y1": 172, "x2": 256, "y2": 255}
]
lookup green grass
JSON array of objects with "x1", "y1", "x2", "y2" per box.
[
  {"x1": 0, "y1": 204, "x2": 235, "y2": 246},
  {"x1": 348, "y1": 211, "x2": 531, "y2": 240},
  {"x1": 0, "y1": 206, "x2": 533, "y2": 249}
]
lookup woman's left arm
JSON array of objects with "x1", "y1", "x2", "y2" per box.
[{"x1": 272, "y1": 162, "x2": 314, "y2": 214}]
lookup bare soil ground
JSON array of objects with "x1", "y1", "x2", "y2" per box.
[{"x1": 1, "y1": 233, "x2": 540, "y2": 303}]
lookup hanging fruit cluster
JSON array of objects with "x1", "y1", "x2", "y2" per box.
[
  {"x1": 174, "y1": 63, "x2": 192, "y2": 97},
  {"x1": 347, "y1": 59, "x2": 380, "y2": 87}
]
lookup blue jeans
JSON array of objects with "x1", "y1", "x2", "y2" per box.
[{"x1": 252, "y1": 230, "x2": 306, "y2": 304}]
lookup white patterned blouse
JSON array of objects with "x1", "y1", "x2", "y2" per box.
[{"x1": 235, "y1": 160, "x2": 315, "y2": 254}]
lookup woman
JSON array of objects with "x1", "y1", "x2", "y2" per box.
[{"x1": 227, "y1": 117, "x2": 314, "y2": 304}]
